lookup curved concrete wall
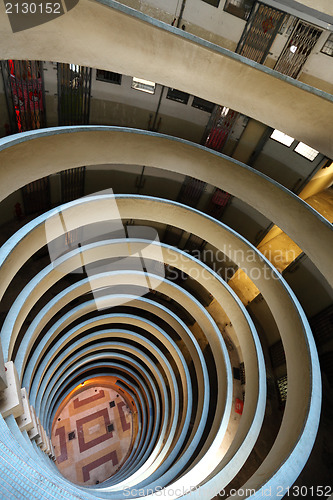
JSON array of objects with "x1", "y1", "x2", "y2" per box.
[
  {"x1": 0, "y1": 0, "x2": 332, "y2": 155},
  {"x1": 0, "y1": 129, "x2": 332, "y2": 287},
  {"x1": 0, "y1": 186, "x2": 322, "y2": 498},
  {"x1": 0, "y1": 0, "x2": 330, "y2": 494}
]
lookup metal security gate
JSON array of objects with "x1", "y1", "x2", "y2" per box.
[
  {"x1": 57, "y1": 63, "x2": 92, "y2": 125},
  {"x1": 237, "y1": 2, "x2": 286, "y2": 63},
  {"x1": 205, "y1": 188, "x2": 231, "y2": 219},
  {"x1": 1, "y1": 59, "x2": 46, "y2": 133},
  {"x1": 274, "y1": 20, "x2": 322, "y2": 78},
  {"x1": 58, "y1": 64, "x2": 90, "y2": 203},
  {"x1": 1, "y1": 59, "x2": 49, "y2": 215},
  {"x1": 22, "y1": 177, "x2": 51, "y2": 215},
  {"x1": 61, "y1": 167, "x2": 86, "y2": 203},
  {"x1": 177, "y1": 177, "x2": 206, "y2": 208},
  {"x1": 204, "y1": 106, "x2": 239, "y2": 153}
]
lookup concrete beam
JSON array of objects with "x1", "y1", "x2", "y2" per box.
[
  {"x1": 0, "y1": 362, "x2": 23, "y2": 419},
  {"x1": 0, "y1": 0, "x2": 332, "y2": 155},
  {"x1": 0, "y1": 129, "x2": 332, "y2": 290},
  {"x1": 16, "y1": 388, "x2": 33, "y2": 432}
]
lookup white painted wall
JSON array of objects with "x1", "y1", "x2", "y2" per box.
[
  {"x1": 301, "y1": 31, "x2": 333, "y2": 82},
  {"x1": 42, "y1": 61, "x2": 58, "y2": 95},
  {"x1": 124, "y1": 0, "x2": 246, "y2": 42},
  {"x1": 261, "y1": 136, "x2": 324, "y2": 180},
  {"x1": 118, "y1": 0, "x2": 333, "y2": 89},
  {"x1": 181, "y1": 0, "x2": 245, "y2": 43}
]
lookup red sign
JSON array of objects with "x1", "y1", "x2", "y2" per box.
[{"x1": 235, "y1": 398, "x2": 244, "y2": 415}]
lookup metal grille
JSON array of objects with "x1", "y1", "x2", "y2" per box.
[
  {"x1": 237, "y1": 3, "x2": 286, "y2": 64},
  {"x1": 319, "y1": 351, "x2": 333, "y2": 387},
  {"x1": 269, "y1": 340, "x2": 286, "y2": 368},
  {"x1": 224, "y1": 0, "x2": 255, "y2": 20},
  {"x1": 204, "y1": 106, "x2": 239, "y2": 152},
  {"x1": 177, "y1": 177, "x2": 206, "y2": 208},
  {"x1": 310, "y1": 304, "x2": 333, "y2": 347},
  {"x1": 0, "y1": 60, "x2": 49, "y2": 216},
  {"x1": 57, "y1": 63, "x2": 92, "y2": 125},
  {"x1": 239, "y1": 362, "x2": 246, "y2": 385},
  {"x1": 61, "y1": 167, "x2": 86, "y2": 203},
  {"x1": 166, "y1": 88, "x2": 190, "y2": 105},
  {"x1": 274, "y1": 21, "x2": 322, "y2": 78},
  {"x1": 277, "y1": 374, "x2": 288, "y2": 403},
  {"x1": 192, "y1": 96, "x2": 215, "y2": 113},
  {"x1": 205, "y1": 188, "x2": 231, "y2": 219},
  {"x1": 163, "y1": 226, "x2": 184, "y2": 247},
  {"x1": 321, "y1": 32, "x2": 333, "y2": 56},
  {"x1": 22, "y1": 176, "x2": 51, "y2": 215},
  {"x1": 96, "y1": 69, "x2": 122, "y2": 84},
  {"x1": 1, "y1": 59, "x2": 46, "y2": 133},
  {"x1": 184, "y1": 234, "x2": 205, "y2": 253}
]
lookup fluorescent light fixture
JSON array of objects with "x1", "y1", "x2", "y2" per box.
[
  {"x1": 294, "y1": 142, "x2": 319, "y2": 161},
  {"x1": 132, "y1": 77, "x2": 156, "y2": 94},
  {"x1": 270, "y1": 129, "x2": 294, "y2": 147}
]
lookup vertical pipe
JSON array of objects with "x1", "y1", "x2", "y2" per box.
[{"x1": 176, "y1": 0, "x2": 186, "y2": 28}]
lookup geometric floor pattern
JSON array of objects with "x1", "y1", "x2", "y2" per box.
[{"x1": 51, "y1": 384, "x2": 133, "y2": 485}]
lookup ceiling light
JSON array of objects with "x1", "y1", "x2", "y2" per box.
[
  {"x1": 294, "y1": 142, "x2": 319, "y2": 161},
  {"x1": 271, "y1": 129, "x2": 294, "y2": 146}
]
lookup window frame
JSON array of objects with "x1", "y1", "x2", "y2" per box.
[
  {"x1": 202, "y1": 0, "x2": 220, "y2": 7},
  {"x1": 321, "y1": 32, "x2": 333, "y2": 57},
  {"x1": 131, "y1": 77, "x2": 156, "y2": 94},
  {"x1": 96, "y1": 69, "x2": 122, "y2": 85},
  {"x1": 191, "y1": 96, "x2": 215, "y2": 113},
  {"x1": 223, "y1": 0, "x2": 255, "y2": 21},
  {"x1": 166, "y1": 87, "x2": 190, "y2": 105}
]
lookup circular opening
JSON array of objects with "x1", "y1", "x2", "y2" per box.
[{"x1": 51, "y1": 377, "x2": 137, "y2": 485}]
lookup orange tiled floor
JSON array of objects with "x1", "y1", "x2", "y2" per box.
[{"x1": 51, "y1": 384, "x2": 134, "y2": 485}]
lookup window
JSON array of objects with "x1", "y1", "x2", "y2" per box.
[
  {"x1": 321, "y1": 33, "x2": 333, "y2": 56},
  {"x1": 277, "y1": 375, "x2": 288, "y2": 403},
  {"x1": 269, "y1": 340, "x2": 286, "y2": 368},
  {"x1": 202, "y1": 0, "x2": 220, "y2": 7},
  {"x1": 224, "y1": 0, "x2": 255, "y2": 20},
  {"x1": 166, "y1": 88, "x2": 189, "y2": 104},
  {"x1": 192, "y1": 96, "x2": 215, "y2": 113},
  {"x1": 132, "y1": 77, "x2": 155, "y2": 94},
  {"x1": 294, "y1": 142, "x2": 319, "y2": 161},
  {"x1": 270, "y1": 129, "x2": 294, "y2": 147},
  {"x1": 96, "y1": 69, "x2": 122, "y2": 85},
  {"x1": 239, "y1": 362, "x2": 245, "y2": 385},
  {"x1": 69, "y1": 63, "x2": 79, "y2": 73}
]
